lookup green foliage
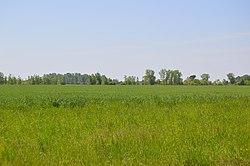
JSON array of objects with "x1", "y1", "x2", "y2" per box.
[
  {"x1": 0, "y1": 72, "x2": 4, "y2": 85},
  {"x1": 124, "y1": 75, "x2": 137, "y2": 85},
  {"x1": 200, "y1": 73, "x2": 210, "y2": 85},
  {"x1": 0, "y1": 86, "x2": 250, "y2": 165},
  {"x1": 0, "y1": 71, "x2": 249, "y2": 86},
  {"x1": 143, "y1": 69, "x2": 156, "y2": 85},
  {"x1": 184, "y1": 75, "x2": 200, "y2": 85},
  {"x1": 95, "y1": 73, "x2": 102, "y2": 85},
  {"x1": 159, "y1": 69, "x2": 182, "y2": 85},
  {"x1": 235, "y1": 75, "x2": 250, "y2": 85},
  {"x1": 227, "y1": 73, "x2": 236, "y2": 84}
]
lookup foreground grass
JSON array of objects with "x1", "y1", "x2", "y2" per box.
[{"x1": 0, "y1": 86, "x2": 250, "y2": 165}]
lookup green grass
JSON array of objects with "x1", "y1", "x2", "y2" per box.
[{"x1": 0, "y1": 85, "x2": 250, "y2": 165}]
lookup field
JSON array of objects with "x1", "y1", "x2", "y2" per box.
[{"x1": 0, "y1": 85, "x2": 250, "y2": 165}]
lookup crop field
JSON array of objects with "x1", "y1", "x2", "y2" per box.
[{"x1": 0, "y1": 85, "x2": 250, "y2": 165}]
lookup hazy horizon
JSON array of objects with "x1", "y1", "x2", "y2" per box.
[{"x1": 1, "y1": 0, "x2": 250, "y2": 81}]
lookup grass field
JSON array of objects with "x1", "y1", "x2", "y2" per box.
[{"x1": 0, "y1": 85, "x2": 250, "y2": 165}]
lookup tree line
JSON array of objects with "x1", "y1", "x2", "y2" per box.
[{"x1": 0, "y1": 70, "x2": 249, "y2": 85}]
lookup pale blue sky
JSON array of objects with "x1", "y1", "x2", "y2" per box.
[{"x1": 1, "y1": 0, "x2": 250, "y2": 80}]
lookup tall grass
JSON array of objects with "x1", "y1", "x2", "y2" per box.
[{"x1": 0, "y1": 85, "x2": 250, "y2": 165}]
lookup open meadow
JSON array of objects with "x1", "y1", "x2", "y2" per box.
[{"x1": 0, "y1": 85, "x2": 250, "y2": 165}]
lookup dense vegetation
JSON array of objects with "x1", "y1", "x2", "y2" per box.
[
  {"x1": 0, "y1": 69, "x2": 250, "y2": 85},
  {"x1": 0, "y1": 85, "x2": 250, "y2": 165}
]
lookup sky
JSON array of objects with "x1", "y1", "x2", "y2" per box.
[{"x1": 0, "y1": 0, "x2": 250, "y2": 81}]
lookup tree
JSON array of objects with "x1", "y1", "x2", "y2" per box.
[
  {"x1": 90, "y1": 74, "x2": 96, "y2": 85},
  {"x1": 124, "y1": 75, "x2": 136, "y2": 85},
  {"x1": 184, "y1": 75, "x2": 200, "y2": 85},
  {"x1": 82, "y1": 74, "x2": 91, "y2": 85},
  {"x1": 227, "y1": 73, "x2": 235, "y2": 84},
  {"x1": 200, "y1": 73, "x2": 210, "y2": 85},
  {"x1": 101, "y1": 75, "x2": 108, "y2": 85},
  {"x1": 213, "y1": 79, "x2": 222, "y2": 85},
  {"x1": 189, "y1": 75, "x2": 196, "y2": 81},
  {"x1": 0, "y1": 72, "x2": 4, "y2": 84},
  {"x1": 57, "y1": 76, "x2": 66, "y2": 85},
  {"x1": 235, "y1": 75, "x2": 250, "y2": 85},
  {"x1": 156, "y1": 79, "x2": 161, "y2": 85},
  {"x1": 159, "y1": 69, "x2": 182, "y2": 85},
  {"x1": 169, "y1": 70, "x2": 174, "y2": 85},
  {"x1": 159, "y1": 69, "x2": 167, "y2": 85},
  {"x1": 42, "y1": 75, "x2": 51, "y2": 85},
  {"x1": 17, "y1": 76, "x2": 22, "y2": 85},
  {"x1": 12, "y1": 76, "x2": 17, "y2": 85},
  {"x1": 109, "y1": 79, "x2": 118, "y2": 85},
  {"x1": 222, "y1": 79, "x2": 228, "y2": 85},
  {"x1": 143, "y1": 69, "x2": 156, "y2": 85},
  {"x1": 74, "y1": 73, "x2": 81, "y2": 84},
  {"x1": 124, "y1": 75, "x2": 127, "y2": 85},
  {"x1": 95, "y1": 73, "x2": 102, "y2": 85},
  {"x1": 4, "y1": 76, "x2": 7, "y2": 84},
  {"x1": 136, "y1": 77, "x2": 140, "y2": 85},
  {"x1": 7, "y1": 74, "x2": 13, "y2": 85},
  {"x1": 172, "y1": 70, "x2": 182, "y2": 85},
  {"x1": 201, "y1": 74, "x2": 210, "y2": 82}
]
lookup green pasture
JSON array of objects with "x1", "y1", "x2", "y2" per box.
[{"x1": 0, "y1": 85, "x2": 250, "y2": 165}]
